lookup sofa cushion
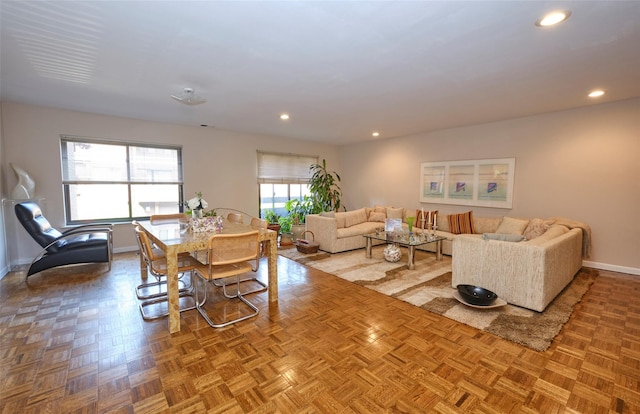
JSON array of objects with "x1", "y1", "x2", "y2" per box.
[
  {"x1": 526, "y1": 224, "x2": 569, "y2": 245},
  {"x1": 473, "y1": 217, "x2": 502, "y2": 234},
  {"x1": 482, "y1": 233, "x2": 526, "y2": 242},
  {"x1": 334, "y1": 212, "x2": 347, "y2": 229},
  {"x1": 496, "y1": 217, "x2": 529, "y2": 235},
  {"x1": 448, "y1": 211, "x2": 475, "y2": 234},
  {"x1": 344, "y1": 208, "x2": 368, "y2": 227},
  {"x1": 373, "y1": 205, "x2": 387, "y2": 214},
  {"x1": 336, "y1": 222, "x2": 380, "y2": 238},
  {"x1": 368, "y1": 211, "x2": 386, "y2": 222},
  {"x1": 386, "y1": 207, "x2": 404, "y2": 220},
  {"x1": 524, "y1": 218, "x2": 552, "y2": 240}
]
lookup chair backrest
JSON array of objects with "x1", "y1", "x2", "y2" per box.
[
  {"x1": 250, "y1": 217, "x2": 267, "y2": 229},
  {"x1": 227, "y1": 212, "x2": 244, "y2": 224},
  {"x1": 133, "y1": 223, "x2": 163, "y2": 264},
  {"x1": 15, "y1": 202, "x2": 64, "y2": 251},
  {"x1": 206, "y1": 231, "x2": 260, "y2": 276},
  {"x1": 150, "y1": 213, "x2": 188, "y2": 224}
]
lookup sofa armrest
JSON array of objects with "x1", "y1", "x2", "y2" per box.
[{"x1": 305, "y1": 214, "x2": 338, "y2": 252}]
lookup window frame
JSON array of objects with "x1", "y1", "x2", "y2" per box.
[{"x1": 60, "y1": 136, "x2": 184, "y2": 225}]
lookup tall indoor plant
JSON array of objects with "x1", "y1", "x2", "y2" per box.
[{"x1": 309, "y1": 159, "x2": 342, "y2": 212}]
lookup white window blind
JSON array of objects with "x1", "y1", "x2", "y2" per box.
[{"x1": 257, "y1": 151, "x2": 317, "y2": 184}]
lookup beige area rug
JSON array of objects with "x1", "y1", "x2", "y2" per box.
[{"x1": 279, "y1": 246, "x2": 598, "y2": 351}]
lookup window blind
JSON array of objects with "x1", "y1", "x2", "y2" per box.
[{"x1": 257, "y1": 151, "x2": 317, "y2": 184}]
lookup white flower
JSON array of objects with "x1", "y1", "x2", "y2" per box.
[{"x1": 187, "y1": 192, "x2": 208, "y2": 210}]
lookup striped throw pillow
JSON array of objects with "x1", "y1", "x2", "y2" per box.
[{"x1": 448, "y1": 211, "x2": 475, "y2": 234}]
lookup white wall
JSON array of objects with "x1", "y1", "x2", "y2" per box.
[
  {"x1": 1, "y1": 99, "x2": 638, "y2": 275},
  {"x1": 0, "y1": 102, "x2": 340, "y2": 265},
  {"x1": 338, "y1": 98, "x2": 640, "y2": 273},
  {"x1": 0, "y1": 105, "x2": 7, "y2": 277}
]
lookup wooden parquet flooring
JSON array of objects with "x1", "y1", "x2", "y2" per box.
[{"x1": 1, "y1": 251, "x2": 639, "y2": 413}]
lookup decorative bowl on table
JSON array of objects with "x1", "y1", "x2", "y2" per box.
[
  {"x1": 383, "y1": 244, "x2": 402, "y2": 262},
  {"x1": 456, "y1": 284, "x2": 498, "y2": 306}
]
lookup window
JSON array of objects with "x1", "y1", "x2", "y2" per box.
[
  {"x1": 257, "y1": 151, "x2": 317, "y2": 218},
  {"x1": 61, "y1": 137, "x2": 183, "y2": 224}
]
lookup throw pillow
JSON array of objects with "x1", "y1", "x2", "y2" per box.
[
  {"x1": 319, "y1": 211, "x2": 335, "y2": 218},
  {"x1": 373, "y1": 205, "x2": 386, "y2": 214},
  {"x1": 344, "y1": 208, "x2": 367, "y2": 227},
  {"x1": 368, "y1": 212, "x2": 386, "y2": 222},
  {"x1": 448, "y1": 211, "x2": 475, "y2": 234},
  {"x1": 482, "y1": 233, "x2": 526, "y2": 242},
  {"x1": 523, "y1": 218, "x2": 551, "y2": 240},
  {"x1": 496, "y1": 217, "x2": 530, "y2": 235},
  {"x1": 386, "y1": 207, "x2": 404, "y2": 219},
  {"x1": 334, "y1": 212, "x2": 346, "y2": 229}
]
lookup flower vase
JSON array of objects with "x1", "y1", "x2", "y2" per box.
[
  {"x1": 406, "y1": 217, "x2": 415, "y2": 234},
  {"x1": 193, "y1": 209, "x2": 204, "y2": 219}
]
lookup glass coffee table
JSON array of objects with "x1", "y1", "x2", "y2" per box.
[{"x1": 363, "y1": 231, "x2": 446, "y2": 270}]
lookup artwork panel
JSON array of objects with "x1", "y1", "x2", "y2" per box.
[
  {"x1": 478, "y1": 163, "x2": 509, "y2": 201},
  {"x1": 447, "y1": 164, "x2": 474, "y2": 200},
  {"x1": 421, "y1": 165, "x2": 445, "y2": 199}
]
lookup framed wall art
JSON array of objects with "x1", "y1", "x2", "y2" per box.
[{"x1": 419, "y1": 158, "x2": 515, "y2": 208}]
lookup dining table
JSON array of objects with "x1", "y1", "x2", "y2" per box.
[{"x1": 137, "y1": 217, "x2": 279, "y2": 333}]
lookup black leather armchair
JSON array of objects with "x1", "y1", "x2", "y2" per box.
[{"x1": 15, "y1": 202, "x2": 113, "y2": 280}]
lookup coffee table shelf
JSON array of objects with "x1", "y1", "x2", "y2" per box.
[{"x1": 363, "y1": 231, "x2": 446, "y2": 270}]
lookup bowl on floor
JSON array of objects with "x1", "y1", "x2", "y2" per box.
[{"x1": 456, "y1": 284, "x2": 498, "y2": 306}]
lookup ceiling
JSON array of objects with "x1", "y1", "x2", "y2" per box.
[{"x1": 1, "y1": 1, "x2": 639, "y2": 146}]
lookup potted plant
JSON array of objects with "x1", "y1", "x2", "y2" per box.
[
  {"x1": 284, "y1": 198, "x2": 313, "y2": 241},
  {"x1": 264, "y1": 209, "x2": 281, "y2": 234},
  {"x1": 277, "y1": 214, "x2": 294, "y2": 246},
  {"x1": 309, "y1": 159, "x2": 342, "y2": 212}
]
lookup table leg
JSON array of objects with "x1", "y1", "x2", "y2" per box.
[
  {"x1": 139, "y1": 252, "x2": 148, "y2": 281},
  {"x1": 408, "y1": 245, "x2": 416, "y2": 270},
  {"x1": 166, "y1": 249, "x2": 180, "y2": 333},
  {"x1": 267, "y1": 235, "x2": 278, "y2": 302},
  {"x1": 365, "y1": 238, "x2": 373, "y2": 258},
  {"x1": 436, "y1": 240, "x2": 443, "y2": 261}
]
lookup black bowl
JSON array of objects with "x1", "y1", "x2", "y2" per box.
[{"x1": 456, "y1": 284, "x2": 498, "y2": 306}]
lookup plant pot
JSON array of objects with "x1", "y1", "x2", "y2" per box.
[
  {"x1": 267, "y1": 223, "x2": 281, "y2": 234},
  {"x1": 291, "y1": 224, "x2": 306, "y2": 241},
  {"x1": 279, "y1": 232, "x2": 294, "y2": 246}
]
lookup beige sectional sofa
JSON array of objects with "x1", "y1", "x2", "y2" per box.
[
  {"x1": 305, "y1": 207, "x2": 589, "y2": 312},
  {"x1": 305, "y1": 206, "x2": 453, "y2": 254}
]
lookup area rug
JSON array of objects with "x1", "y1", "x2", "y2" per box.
[{"x1": 278, "y1": 246, "x2": 598, "y2": 351}]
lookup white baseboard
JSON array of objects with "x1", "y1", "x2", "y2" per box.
[
  {"x1": 0, "y1": 265, "x2": 10, "y2": 280},
  {"x1": 583, "y1": 260, "x2": 640, "y2": 276}
]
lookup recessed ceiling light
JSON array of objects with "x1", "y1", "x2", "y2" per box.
[
  {"x1": 588, "y1": 90, "x2": 605, "y2": 98},
  {"x1": 280, "y1": 113, "x2": 290, "y2": 120},
  {"x1": 535, "y1": 10, "x2": 571, "y2": 27},
  {"x1": 372, "y1": 132, "x2": 380, "y2": 137}
]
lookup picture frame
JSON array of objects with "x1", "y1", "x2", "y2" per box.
[{"x1": 420, "y1": 158, "x2": 515, "y2": 208}]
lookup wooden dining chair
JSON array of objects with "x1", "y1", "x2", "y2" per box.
[
  {"x1": 150, "y1": 213, "x2": 188, "y2": 224},
  {"x1": 133, "y1": 223, "x2": 201, "y2": 320},
  {"x1": 227, "y1": 212, "x2": 244, "y2": 224},
  {"x1": 250, "y1": 217, "x2": 267, "y2": 229},
  {"x1": 207, "y1": 216, "x2": 268, "y2": 296},
  {"x1": 192, "y1": 231, "x2": 261, "y2": 328}
]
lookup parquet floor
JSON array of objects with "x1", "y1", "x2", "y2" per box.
[{"x1": 1, "y1": 250, "x2": 639, "y2": 413}]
